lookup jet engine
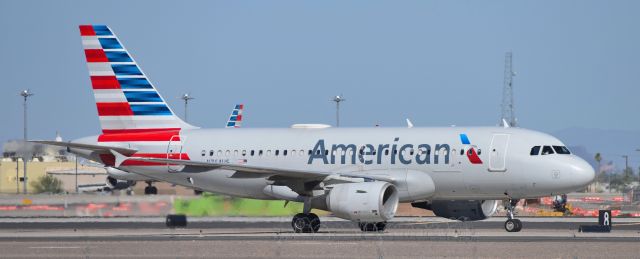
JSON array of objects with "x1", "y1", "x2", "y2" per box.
[
  {"x1": 412, "y1": 200, "x2": 500, "y2": 221},
  {"x1": 106, "y1": 176, "x2": 135, "y2": 190},
  {"x1": 326, "y1": 181, "x2": 399, "y2": 222}
]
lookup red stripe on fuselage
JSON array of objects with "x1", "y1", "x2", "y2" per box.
[
  {"x1": 96, "y1": 102, "x2": 133, "y2": 116},
  {"x1": 98, "y1": 130, "x2": 180, "y2": 142},
  {"x1": 91, "y1": 76, "x2": 120, "y2": 89},
  {"x1": 101, "y1": 128, "x2": 181, "y2": 134},
  {"x1": 99, "y1": 153, "x2": 191, "y2": 167},
  {"x1": 84, "y1": 49, "x2": 108, "y2": 62},
  {"x1": 79, "y1": 25, "x2": 96, "y2": 36}
]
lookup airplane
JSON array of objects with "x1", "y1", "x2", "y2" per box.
[
  {"x1": 104, "y1": 104, "x2": 245, "y2": 195},
  {"x1": 35, "y1": 25, "x2": 595, "y2": 233}
]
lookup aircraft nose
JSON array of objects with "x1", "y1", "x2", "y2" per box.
[{"x1": 568, "y1": 157, "x2": 595, "y2": 188}]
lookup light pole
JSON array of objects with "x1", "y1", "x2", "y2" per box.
[
  {"x1": 180, "y1": 93, "x2": 195, "y2": 123},
  {"x1": 331, "y1": 95, "x2": 345, "y2": 127},
  {"x1": 20, "y1": 89, "x2": 33, "y2": 194}
]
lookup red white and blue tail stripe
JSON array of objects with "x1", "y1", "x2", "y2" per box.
[
  {"x1": 226, "y1": 104, "x2": 244, "y2": 128},
  {"x1": 80, "y1": 25, "x2": 195, "y2": 134}
]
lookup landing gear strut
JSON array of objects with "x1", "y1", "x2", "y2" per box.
[
  {"x1": 144, "y1": 181, "x2": 158, "y2": 195},
  {"x1": 504, "y1": 199, "x2": 522, "y2": 232}
]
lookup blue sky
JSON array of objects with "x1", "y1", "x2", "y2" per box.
[{"x1": 1, "y1": 1, "x2": 639, "y2": 165}]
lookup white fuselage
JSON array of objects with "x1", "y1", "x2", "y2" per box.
[{"x1": 74, "y1": 126, "x2": 594, "y2": 203}]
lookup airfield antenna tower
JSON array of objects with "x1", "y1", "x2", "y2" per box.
[
  {"x1": 501, "y1": 51, "x2": 516, "y2": 127},
  {"x1": 331, "y1": 95, "x2": 345, "y2": 127},
  {"x1": 180, "y1": 93, "x2": 195, "y2": 123}
]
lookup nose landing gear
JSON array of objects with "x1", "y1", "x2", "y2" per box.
[{"x1": 504, "y1": 199, "x2": 522, "y2": 232}]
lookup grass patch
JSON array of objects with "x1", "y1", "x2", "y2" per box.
[{"x1": 174, "y1": 194, "x2": 324, "y2": 217}]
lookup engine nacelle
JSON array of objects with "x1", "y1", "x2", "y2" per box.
[
  {"x1": 106, "y1": 176, "x2": 135, "y2": 190},
  {"x1": 326, "y1": 181, "x2": 399, "y2": 222},
  {"x1": 412, "y1": 200, "x2": 499, "y2": 221}
]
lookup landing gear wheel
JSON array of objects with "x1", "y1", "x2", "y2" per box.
[
  {"x1": 359, "y1": 222, "x2": 386, "y2": 232},
  {"x1": 194, "y1": 189, "x2": 203, "y2": 195},
  {"x1": 145, "y1": 186, "x2": 158, "y2": 195},
  {"x1": 150, "y1": 186, "x2": 158, "y2": 195},
  {"x1": 504, "y1": 219, "x2": 522, "y2": 232},
  {"x1": 291, "y1": 213, "x2": 320, "y2": 233},
  {"x1": 504, "y1": 219, "x2": 516, "y2": 232}
]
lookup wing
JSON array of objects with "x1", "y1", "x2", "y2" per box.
[{"x1": 125, "y1": 156, "x2": 329, "y2": 179}]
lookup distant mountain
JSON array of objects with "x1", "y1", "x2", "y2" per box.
[{"x1": 549, "y1": 127, "x2": 640, "y2": 171}]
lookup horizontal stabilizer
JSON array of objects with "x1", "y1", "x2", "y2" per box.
[{"x1": 30, "y1": 140, "x2": 137, "y2": 155}]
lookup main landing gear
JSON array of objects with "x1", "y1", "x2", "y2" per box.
[
  {"x1": 359, "y1": 222, "x2": 387, "y2": 232},
  {"x1": 144, "y1": 181, "x2": 158, "y2": 195},
  {"x1": 291, "y1": 198, "x2": 320, "y2": 233},
  {"x1": 504, "y1": 199, "x2": 522, "y2": 232},
  {"x1": 291, "y1": 213, "x2": 321, "y2": 233}
]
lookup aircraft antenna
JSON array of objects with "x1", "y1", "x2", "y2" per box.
[{"x1": 501, "y1": 51, "x2": 516, "y2": 127}]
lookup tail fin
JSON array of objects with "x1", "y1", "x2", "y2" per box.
[
  {"x1": 79, "y1": 25, "x2": 196, "y2": 134},
  {"x1": 226, "y1": 104, "x2": 244, "y2": 128}
]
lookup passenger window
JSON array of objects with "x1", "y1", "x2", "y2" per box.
[
  {"x1": 300, "y1": 150, "x2": 304, "y2": 156},
  {"x1": 267, "y1": 150, "x2": 272, "y2": 156},
  {"x1": 291, "y1": 150, "x2": 296, "y2": 156},
  {"x1": 234, "y1": 150, "x2": 238, "y2": 156},
  {"x1": 409, "y1": 149, "x2": 414, "y2": 156},
  {"x1": 460, "y1": 149, "x2": 465, "y2": 156},
  {"x1": 530, "y1": 146, "x2": 540, "y2": 156},
  {"x1": 477, "y1": 149, "x2": 481, "y2": 155},
  {"x1": 325, "y1": 150, "x2": 329, "y2": 156},
  {"x1": 308, "y1": 150, "x2": 313, "y2": 155},
  {"x1": 259, "y1": 150, "x2": 263, "y2": 156},
  {"x1": 541, "y1": 146, "x2": 554, "y2": 155},
  {"x1": 251, "y1": 150, "x2": 255, "y2": 156},
  {"x1": 225, "y1": 150, "x2": 230, "y2": 156},
  {"x1": 385, "y1": 149, "x2": 389, "y2": 156},
  {"x1": 242, "y1": 150, "x2": 247, "y2": 156},
  {"x1": 275, "y1": 150, "x2": 279, "y2": 156},
  {"x1": 553, "y1": 146, "x2": 571, "y2": 154},
  {"x1": 201, "y1": 150, "x2": 206, "y2": 157},
  {"x1": 283, "y1": 150, "x2": 288, "y2": 156},
  {"x1": 217, "y1": 150, "x2": 222, "y2": 156}
]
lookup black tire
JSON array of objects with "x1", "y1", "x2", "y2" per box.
[
  {"x1": 194, "y1": 189, "x2": 203, "y2": 195},
  {"x1": 513, "y1": 219, "x2": 522, "y2": 232},
  {"x1": 359, "y1": 222, "x2": 385, "y2": 232},
  {"x1": 308, "y1": 213, "x2": 321, "y2": 233},
  {"x1": 150, "y1": 186, "x2": 158, "y2": 195},
  {"x1": 504, "y1": 219, "x2": 520, "y2": 232},
  {"x1": 291, "y1": 213, "x2": 313, "y2": 233},
  {"x1": 144, "y1": 186, "x2": 151, "y2": 195}
]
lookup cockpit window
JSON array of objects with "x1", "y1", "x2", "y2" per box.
[
  {"x1": 530, "y1": 146, "x2": 540, "y2": 156},
  {"x1": 553, "y1": 146, "x2": 571, "y2": 154},
  {"x1": 541, "y1": 146, "x2": 554, "y2": 155}
]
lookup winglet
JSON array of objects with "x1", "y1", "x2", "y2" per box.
[
  {"x1": 502, "y1": 119, "x2": 511, "y2": 128},
  {"x1": 406, "y1": 118, "x2": 414, "y2": 128},
  {"x1": 110, "y1": 149, "x2": 129, "y2": 167}
]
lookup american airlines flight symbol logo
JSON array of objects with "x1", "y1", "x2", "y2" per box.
[{"x1": 460, "y1": 133, "x2": 483, "y2": 164}]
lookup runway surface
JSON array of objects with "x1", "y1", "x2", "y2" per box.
[{"x1": 1, "y1": 217, "x2": 639, "y2": 258}]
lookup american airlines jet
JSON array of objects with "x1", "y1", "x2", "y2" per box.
[{"x1": 36, "y1": 25, "x2": 594, "y2": 233}]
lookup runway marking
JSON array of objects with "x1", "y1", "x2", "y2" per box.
[
  {"x1": 611, "y1": 222, "x2": 640, "y2": 226},
  {"x1": 29, "y1": 246, "x2": 81, "y2": 249}
]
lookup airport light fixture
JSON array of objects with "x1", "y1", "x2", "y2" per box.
[
  {"x1": 331, "y1": 95, "x2": 345, "y2": 127},
  {"x1": 180, "y1": 93, "x2": 195, "y2": 123},
  {"x1": 20, "y1": 89, "x2": 34, "y2": 194}
]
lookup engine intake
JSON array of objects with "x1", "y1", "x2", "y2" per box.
[
  {"x1": 412, "y1": 200, "x2": 499, "y2": 221},
  {"x1": 327, "y1": 181, "x2": 399, "y2": 222}
]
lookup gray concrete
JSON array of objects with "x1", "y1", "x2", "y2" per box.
[{"x1": 0, "y1": 217, "x2": 639, "y2": 258}]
